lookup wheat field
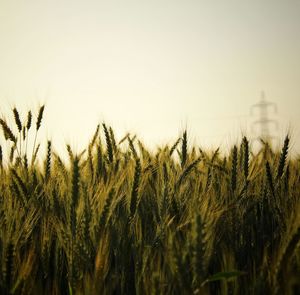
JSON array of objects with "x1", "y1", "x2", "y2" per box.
[{"x1": 0, "y1": 106, "x2": 299, "y2": 295}]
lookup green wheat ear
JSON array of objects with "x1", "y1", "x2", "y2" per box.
[
  {"x1": 44, "y1": 140, "x2": 52, "y2": 181},
  {"x1": 231, "y1": 145, "x2": 238, "y2": 192},
  {"x1": 70, "y1": 156, "x2": 80, "y2": 238},
  {"x1": 36, "y1": 105, "x2": 45, "y2": 131},
  {"x1": 130, "y1": 158, "x2": 141, "y2": 219},
  {"x1": 13, "y1": 107, "x2": 22, "y2": 133},
  {"x1": 109, "y1": 126, "x2": 117, "y2": 153},
  {"x1": 102, "y1": 123, "x2": 114, "y2": 163},
  {"x1": 11, "y1": 168, "x2": 28, "y2": 206},
  {"x1": 170, "y1": 137, "x2": 181, "y2": 156},
  {"x1": 276, "y1": 135, "x2": 289, "y2": 180},
  {"x1": 177, "y1": 158, "x2": 201, "y2": 189},
  {"x1": 242, "y1": 136, "x2": 249, "y2": 180},
  {"x1": 128, "y1": 136, "x2": 138, "y2": 159},
  {"x1": 0, "y1": 145, "x2": 2, "y2": 168},
  {"x1": 26, "y1": 110, "x2": 32, "y2": 130},
  {"x1": 99, "y1": 188, "x2": 115, "y2": 229},
  {"x1": 0, "y1": 119, "x2": 17, "y2": 143},
  {"x1": 66, "y1": 144, "x2": 74, "y2": 161},
  {"x1": 266, "y1": 161, "x2": 275, "y2": 198},
  {"x1": 181, "y1": 130, "x2": 187, "y2": 168}
]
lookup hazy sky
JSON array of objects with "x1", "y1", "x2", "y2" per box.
[{"x1": 1, "y1": 0, "x2": 300, "y2": 154}]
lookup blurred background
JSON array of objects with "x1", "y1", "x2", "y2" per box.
[{"x1": 0, "y1": 0, "x2": 300, "y2": 156}]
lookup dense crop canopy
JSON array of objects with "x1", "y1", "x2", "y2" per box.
[{"x1": 0, "y1": 107, "x2": 299, "y2": 294}]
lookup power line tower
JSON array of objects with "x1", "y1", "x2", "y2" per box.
[{"x1": 251, "y1": 91, "x2": 278, "y2": 143}]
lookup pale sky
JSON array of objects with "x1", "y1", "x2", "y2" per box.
[{"x1": 1, "y1": 0, "x2": 300, "y2": 155}]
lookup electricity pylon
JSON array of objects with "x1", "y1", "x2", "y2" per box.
[{"x1": 251, "y1": 91, "x2": 278, "y2": 143}]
